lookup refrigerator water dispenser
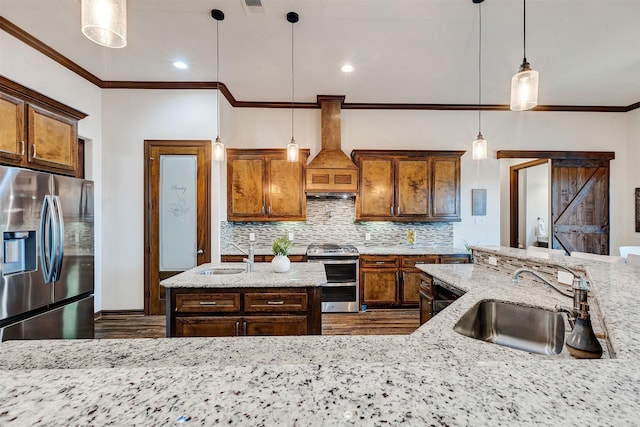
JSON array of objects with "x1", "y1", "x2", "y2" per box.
[{"x1": 3, "y1": 231, "x2": 36, "y2": 275}]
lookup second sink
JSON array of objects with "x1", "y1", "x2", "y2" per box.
[{"x1": 453, "y1": 300, "x2": 565, "y2": 355}]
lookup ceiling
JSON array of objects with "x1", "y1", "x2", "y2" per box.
[{"x1": 1, "y1": 0, "x2": 639, "y2": 107}]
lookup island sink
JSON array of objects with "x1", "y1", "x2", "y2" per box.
[{"x1": 453, "y1": 300, "x2": 565, "y2": 355}]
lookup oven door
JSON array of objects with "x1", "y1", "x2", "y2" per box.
[
  {"x1": 431, "y1": 280, "x2": 464, "y2": 316},
  {"x1": 307, "y1": 258, "x2": 359, "y2": 312}
]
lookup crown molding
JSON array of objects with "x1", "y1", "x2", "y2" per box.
[{"x1": 1, "y1": 16, "x2": 638, "y2": 113}]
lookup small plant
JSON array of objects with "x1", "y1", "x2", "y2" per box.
[{"x1": 272, "y1": 235, "x2": 291, "y2": 256}]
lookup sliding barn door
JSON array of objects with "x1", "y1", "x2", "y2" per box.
[{"x1": 551, "y1": 159, "x2": 610, "y2": 255}]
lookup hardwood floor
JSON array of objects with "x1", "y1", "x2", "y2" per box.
[{"x1": 94, "y1": 309, "x2": 420, "y2": 339}]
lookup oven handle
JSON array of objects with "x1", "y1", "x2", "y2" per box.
[
  {"x1": 307, "y1": 259, "x2": 359, "y2": 265},
  {"x1": 321, "y1": 281, "x2": 358, "y2": 288}
]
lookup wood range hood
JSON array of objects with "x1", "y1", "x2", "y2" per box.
[{"x1": 305, "y1": 95, "x2": 359, "y2": 197}]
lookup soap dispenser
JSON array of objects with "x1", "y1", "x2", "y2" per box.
[{"x1": 565, "y1": 302, "x2": 603, "y2": 359}]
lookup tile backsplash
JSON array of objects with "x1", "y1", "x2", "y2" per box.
[{"x1": 221, "y1": 198, "x2": 453, "y2": 248}]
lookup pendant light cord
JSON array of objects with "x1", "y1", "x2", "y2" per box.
[
  {"x1": 523, "y1": 0, "x2": 527, "y2": 61},
  {"x1": 291, "y1": 20, "x2": 295, "y2": 140},
  {"x1": 216, "y1": 18, "x2": 221, "y2": 140},
  {"x1": 478, "y1": 2, "x2": 482, "y2": 134}
]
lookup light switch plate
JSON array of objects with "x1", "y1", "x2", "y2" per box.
[
  {"x1": 557, "y1": 271, "x2": 574, "y2": 285},
  {"x1": 249, "y1": 233, "x2": 255, "y2": 241},
  {"x1": 365, "y1": 233, "x2": 371, "y2": 241},
  {"x1": 288, "y1": 232, "x2": 294, "y2": 241}
]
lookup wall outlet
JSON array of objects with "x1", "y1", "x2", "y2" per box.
[
  {"x1": 249, "y1": 233, "x2": 255, "y2": 241},
  {"x1": 288, "y1": 232, "x2": 294, "y2": 241},
  {"x1": 557, "y1": 271, "x2": 574, "y2": 285},
  {"x1": 488, "y1": 256, "x2": 498, "y2": 266},
  {"x1": 365, "y1": 232, "x2": 371, "y2": 241}
]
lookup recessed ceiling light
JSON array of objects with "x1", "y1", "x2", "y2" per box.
[
  {"x1": 173, "y1": 61, "x2": 189, "y2": 70},
  {"x1": 340, "y1": 64, "x2": 354, "y2": 73}
]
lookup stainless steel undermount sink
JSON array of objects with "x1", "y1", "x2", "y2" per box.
[
  {"x1": 453, "y1": 300, "x2": 565, "y2": 355},
  {"x1": 197, "y1": 268, "x2": 245, "y2": 275}
]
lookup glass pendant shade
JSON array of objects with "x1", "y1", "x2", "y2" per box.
[
  {"x1": 286, "y1": 138, "x2": 299, "y2": 162},
  {"x1": 81, "y1": 0, "x2": 127, "y2": 48},
  {"x1": 472, "y1": 133, "x2": 488, "y2": 160},
  {"x1": 213, "y1": 137, "x2": 225, "y2": 162},
  {"x1": 510, "y1": 60, "x2": 539, "y2": 111}
]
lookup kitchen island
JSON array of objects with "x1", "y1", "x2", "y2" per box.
[
  {"x1": 1, "y1": 246, "x2": 639, "y2": 425},
  {"x1": 161, "y1": 262, "x2": 326, "y2": 337}
]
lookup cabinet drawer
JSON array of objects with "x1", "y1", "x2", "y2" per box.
[
  {"x1": 440, "y1": 254, "x2": 470, "y2": 264},
  {"x1": 176, "y1": 316, "x2": 243, "y2": 337},
  {"x1": 360, "y1": 255, "x2": 399, "y2": 269},
  {"x1": 244, "y1": 292, "x2": 308, "y2": 312},
  {"x1": 401, "y1": 255, "x2": 439, "y2": 269},
  {"x1": 419, "y1": 273, "x2": 433, "y2": 297},
  {"x1": 175, "y1": 293, "x2": 241, "y2": 313}
]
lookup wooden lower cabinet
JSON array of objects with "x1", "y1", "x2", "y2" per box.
[
  {"x1": 360, "y1": 253, "x2": 468, "y2": 308},
  {"x1": 419, "y1": 273, "x2": 434, "y2": 325},
  {"x1": 166, "y1": 286, "x2": 321, "y2": 337}
]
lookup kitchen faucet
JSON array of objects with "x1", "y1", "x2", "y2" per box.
[
  {"x1": 513, "y1": 266, "x2": 602, "y2": 359},
  {"x1": 229, "y1": 242, "x2": 255, "y2": 272}
]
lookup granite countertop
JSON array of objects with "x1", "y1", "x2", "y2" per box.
[
  {"x1": 160, "y1": 262, "x2": 326, "y2": 289},
  {"x1": 1, "y1": 246, "x2": 640, "y2": 425}
]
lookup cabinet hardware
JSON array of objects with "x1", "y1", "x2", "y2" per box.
[
  {"x1": 20, "y1": 141, "x2": 25, "y2": 155},
  {"x1": 196, "y1": 249, "x2": 204, "y2": 254},
  {"x1": 235, "y1": 321, "x2": 240, "y2": 336},
  {"x1": 375, "y1": 261, "x2": 386, "y2": 264},
  {"x1": 397, "y1": 206, "x2": 400, "y2": 215},
  {"x1": 32, "y1": 144, "x2": 37, "y2": 158},
  {"x1": 243, "y1": 320, "x2": 247, "y2": 335},
  {"x1": 267, "y1": 300, "x2": 285, "y2": 305},
  {"x1": 390, "y1": 206, "x2": 393, "y2": 215},
  {"x1": 199, "y1": 301, "x2": 218, "y2": 306}
]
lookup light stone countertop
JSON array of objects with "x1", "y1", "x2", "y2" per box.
[
  {"x1": 1, "y1": 246, "x2": 640, "y2": 425},
  {"x1": 160, "y1": 262, "x2": 326, "y2": 288}
]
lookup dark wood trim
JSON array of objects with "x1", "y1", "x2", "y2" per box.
[
  {"x1": 351, "y1": 149, "x2": 466, "y2": 158},
  {"x1": 509, "y1": 159, "x2": 549, "y2": 248},
  {"x1": 497, "y1": 150, "x2": 615, "y2": 161},
  {"x1": 3, "y1": 16, "x2": 640, "y2": 113},
  {"x1": 95, "y1": 309, "x2": 146, "y2": 319},
  {"x1": 0, "y1": 17, "x2": 102, "y2": 87},
  {"x1": 0, "y1": 75, "x2": 88, "y2": 120}
]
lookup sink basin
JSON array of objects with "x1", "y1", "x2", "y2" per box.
[
  {"x1": 453, "y1": 300, "x2": 565, "y2": 355},
  {"x1": 197, "y1": 268, "x2": 245, "y2": 275}
]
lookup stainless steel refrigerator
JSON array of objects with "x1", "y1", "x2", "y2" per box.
[{"x1": 0, "y1": 166, "x2": 94, "y2": 341}]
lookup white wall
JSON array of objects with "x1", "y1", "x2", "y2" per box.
[
  {"x1": 524, "y1": 163, "x2": 549, "y2": 248},
  {"x1": 0, "y1": 33, "x2": 105, "y2": 311},
  {"x1": 101, "y1": 89, "x2": 221, "y2": 310},
  {"x1": 623, "y1": 109, "x2": 640, "y2": 249}
]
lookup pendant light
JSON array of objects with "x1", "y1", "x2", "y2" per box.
[
  {"x1": 212, "y1": 9, "x2": 225, "y2": 162},
  {"x1": 472, "y1": 0, "x2": 488, "y2": 161},
  {"x1": 81, "y1": 0, "x2": 127, "y2": 48},
  {"x1": 286, "y1": 12, "x2": 299, "y2": 163},
  {"x1": 510, "y1": 0, "x2": 539, "y2": 111}
]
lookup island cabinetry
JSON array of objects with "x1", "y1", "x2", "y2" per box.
[
  {"x1": 226, "y1": 149, "x2": 310, "y2": 221},
  {"x1": 167, "y1": 286, "x2": 321, "y2": 337},
  {"x1": 351, "y1": 150, "x2": 463, "y2": 222},
  {"x1": 419, "y1": 273, "x2": 434, "y2": 324},
  {"x1": 0, "y1": 77, "x2": 86, "y2": 177},
  {"x1": 401, "y1": 255, "x2": 439, "y2": 305}
]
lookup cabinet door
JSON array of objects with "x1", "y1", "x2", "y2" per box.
[
  {"x1": 419, "y1": 274, "x2": 433, "y2": 325},
  {"x1": 431, "y1": 156, "x2": 461, "y2": 220},
  {"x1": 27, "y1": 105, "x2": 78, "y2": 175},
  {"x1": 268, "y1": 157, "x2": 305, "y2": 219},
  {"x1": 361, "y1": 270, "x2": 398, "y2": 306},
  {"x1": 244, "y1": 292, "x2": 308, "y2": 313},
  {"x1": 358, "y1": 158, "x2": 394, "y2": 219},
  {"x1": 228, "y1": 157, "x2": 266, "y2": 220},
  {"x1": 175, "y1": 316, "x2": 243, "y2": 337},
  {"x1": 401, "y1": 270, "x2": 422, "y2": 305},
  {"x1": 0, "y1": 92, "x2": 25, "y2": 165},
  {"x1": 175, "y1": 293, "x2": 241, "y2": 313},
  {"x1": 244, "y1": 315, "x2": 307, "y2": 336},
  {"x1": 396, "y1": 158, "x2": 429, "y2": 217}
]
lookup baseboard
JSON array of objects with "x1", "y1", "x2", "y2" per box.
[{"x1": 94, "y1": 309, "x2": 146, "y2": 320}]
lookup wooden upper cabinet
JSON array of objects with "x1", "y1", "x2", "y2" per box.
[
  {"x1": 27, "y1": 105, "x2": 78, "y2": 175},
  {"x1": 227, "y1": 149, "x2": 309, "y2": 222},
  {"x1": 0, "y1": 77, "x2": 87, "y2": 177},
  {"x1": 0, "y1": 92, "x2": 25, "y2": 165},
  {"x1": 358, "y1": 157, "x2": 394, "y2": 218},
  {"x1": 353, "y1": 150, "x2": 463, "y2": 222}
]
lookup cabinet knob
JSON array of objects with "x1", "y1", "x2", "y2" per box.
[{"x1": 267, "y1": 300, "x2": 285, "y2": 305}]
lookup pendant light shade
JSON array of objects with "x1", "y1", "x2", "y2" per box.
[
  {"x1": 510, "y1": 0, "x2": 538, "y2": 111},
  {"x1": 286, "y1": 12, "x2": 299, "y2": 163},
  {"x1": 81, "y1": 0, "x2": 127, "y2": 48},
  {"x1": 212, "y1": 9, "x2": 225, "y2": 162},
  {"x1": 472, "y1": 0, "x2": 487, "y2": 161},
  {"x1": 472, "y1": 133, "x2": 488, "y2": 160}
]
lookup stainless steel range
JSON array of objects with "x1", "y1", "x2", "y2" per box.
[{"x1": 307, "y1": 244, "x2": 359, "y2": 313}]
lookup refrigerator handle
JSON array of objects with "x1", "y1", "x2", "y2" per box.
[
  {"x1": 39, "y1": 195, "x2": 55, "y2": 284},
  {"x1": 52, "y1": 196, "x2": 65, "y2": 281}
]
